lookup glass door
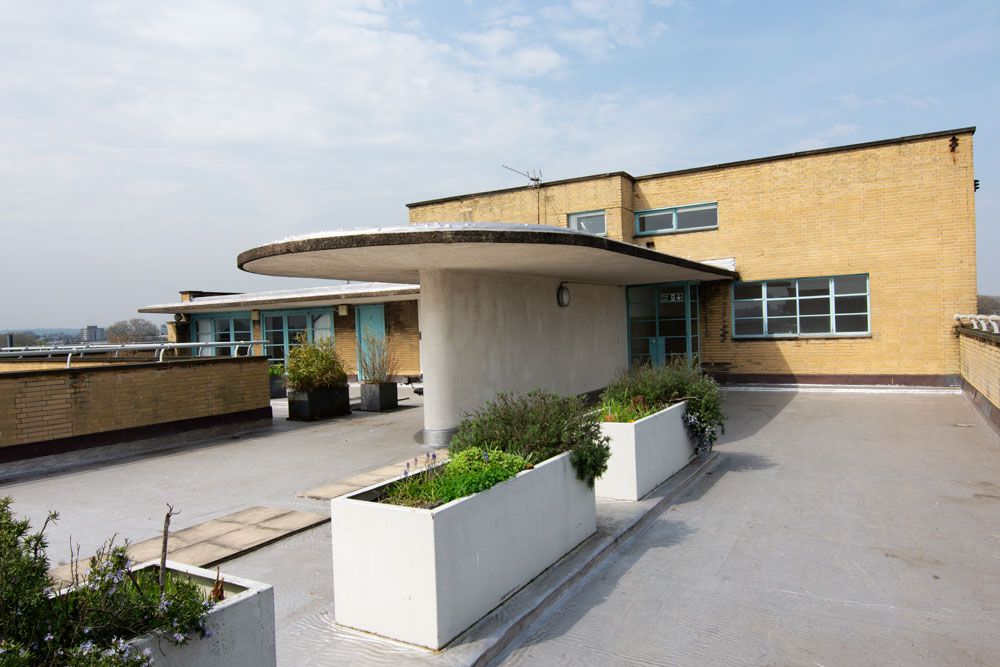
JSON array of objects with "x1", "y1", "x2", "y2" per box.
[{"x1": 626, "y1": 282, "x2": 700, "y2": 367}]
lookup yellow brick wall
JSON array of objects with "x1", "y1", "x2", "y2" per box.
[
  {"x1": 334, "y1": 301, "x2": 421, "y2": 376},
  {"x1": 0, "y1": 357, "x2": 270, "y2": 448},
  {"x1": 387, "y1": 300, "x2": 421, "y2": 376},
  {"x1": 408, "y1": 132, "x2": 977, "y2": 378},
  {"x1": 959, "y1": 330, "x2": 1000, "y2": 410}
]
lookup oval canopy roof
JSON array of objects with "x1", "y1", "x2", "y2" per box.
[{"x1": 237, "y1": 223, "x2": 739, "y2": 286}]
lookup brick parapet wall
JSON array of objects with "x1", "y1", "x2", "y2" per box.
[
  {"x1": 0, "y1": 357, "x2": 270, "y2": 448},
  {"x1": 958, "y1": 328, "x2": 1000, "y2": 432}
]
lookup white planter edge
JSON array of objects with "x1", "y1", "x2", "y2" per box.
[
  {"x1": 131, "y1": 560, "x2": 276, "y2": 667},
  {"x1": 595, "y1": 400, "x2": 694, "y2": 501},
  {"x1": 331, "y1": 451, "x2": 597, "y2": 649}
]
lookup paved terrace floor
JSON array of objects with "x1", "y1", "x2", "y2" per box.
[{"x1": 1, "y1": 387, "x2": 998, "y2": 665}]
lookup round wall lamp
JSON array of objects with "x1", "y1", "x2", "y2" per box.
[{"x1": 556, "y1": 283, "x2": 571, "y2": 308}]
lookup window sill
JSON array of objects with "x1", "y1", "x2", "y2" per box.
[
  {"x1": 634, "y1": 226, "x2": 718, "y2": 237},
  {"x1": 733, "y1": 334, "x2": 872, "y2": 341}
]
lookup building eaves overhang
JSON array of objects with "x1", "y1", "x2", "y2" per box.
[
  {"x1": 406, "y1": 127, "x2": 976, "y2": 209},
  {"x1": 139, "y1": 283, "x2": 420, "y2": 314},
  {"x1": 236, "y1": 223, "x2": 739, "y2": 286}
]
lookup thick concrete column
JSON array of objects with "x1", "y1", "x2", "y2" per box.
[{"x1": 419, "y1": 269, "x2": 627, "y2": 443}]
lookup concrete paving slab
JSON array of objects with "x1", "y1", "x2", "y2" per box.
[
  {"x1": 169, "y1": 519, "x2": 245, "y2": 543},
  {"x1": 208, "y1": 524, "x2": 287, "y2": 550},
  {"x1": 165, "y1": 542, "x2": 236, "y2": 568},
  {"x1": 224, "y1": 505, "x2": 292, "y2": 525},
  {"x1": 258, "y1": 510, "x2": 328, "y2": 532}
]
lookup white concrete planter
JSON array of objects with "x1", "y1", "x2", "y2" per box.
[
  {"x1": 331, "y1": 451, "x2": 596, "y2": 649},
  {"x1": 595, "y1": 400, "x2": 695, "y2": 501},
  {"x1": 131, "y1": 561, "x2": 276, "y2": 667}
]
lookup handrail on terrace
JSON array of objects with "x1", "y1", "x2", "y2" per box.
[
  {"x1": 954, "y1": 314, "x2": 1000, "y2": 334},
  {"x1": 0, "y1": 341, "x2": 270, "y2": 368}
]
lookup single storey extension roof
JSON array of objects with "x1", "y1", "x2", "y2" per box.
[
  {"x1": 139, "y1": 282, "x2": 419, "y2": 314},
  {"x1": 237, "y1": 223, "x2": 739, "y2": 285}
]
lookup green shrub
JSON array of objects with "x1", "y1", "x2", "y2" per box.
[
  {"x1": 449, "y1": 390, "x2": 611, "y2": 487},
  {"x1": 599, "y1": 359, "x2": 726, "y2": 454},
  {"x1": 0, "y1": 497, "x2": 213, "y2": 666},
  {"x1": 284, "y1": 335, "x2": 346, "y2": 392},
  {"x1": 267, "y1": 364, "x2": 284, "y2": 377},
  {"x1": 381, "y1": 448, "x2": 528, "y2": 508}
]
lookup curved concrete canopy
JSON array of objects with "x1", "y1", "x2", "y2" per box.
[{"x1": 238, "y1": 223, "x2": 738, "y2": 286}]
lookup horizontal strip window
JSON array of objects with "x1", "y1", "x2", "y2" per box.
[
  {"x1": 635, "y1": 202, "x2": 717, "y2": 236},
  {"x1": 732, "y1": 274, "x2": 869, "y2": 338},
  {"x1": 568, "y1": 210, "x2": 606, "y2": 235}
]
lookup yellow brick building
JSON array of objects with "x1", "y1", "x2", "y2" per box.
[{"x1": 408, "y1": 128, "x2": 978, "y2": 384}]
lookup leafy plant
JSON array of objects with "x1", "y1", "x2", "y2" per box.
[
  {"x1": 267, "y1": 364, "x2": 284, "y2": 377},
  {"x1": 357, "y1": 326, "x2": 397, "y2": 384},
  {"x1": 449, "y1": 390, "x2": 611, "y2": 488},
  {"x1": 599, "y1": 359, "x2": 726, "y2": 454},
  {"x1": 0, "y1": 497, "x2": 214, "y2": 666},
  {"x1": 381, "y1": 448, "x2": 528, "y2": 508},
  {"x1": 284, "y1": 334, "x2": 346, "y2": 392}
]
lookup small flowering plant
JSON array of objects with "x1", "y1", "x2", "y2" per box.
[
  {"x1": 381, "y1": 448, "x2": 529, "y2": 509},
  {"x1": 0, "y1": 496, "x2": 214, "y2": 666}
]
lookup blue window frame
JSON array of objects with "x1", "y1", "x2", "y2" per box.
[
  {"x1": 731, "y1": 274, "x2": 870, "y2": 338},
  {"x1": 627, "y1": 282, "x2": 700, "y2": 367},
  {"x1": 635, "y1": 202, "x2": 718, "y2": 236},
  {"x1": 191, "y1": 311, "x2": 253, "y2": 357},
  {"x1": 262, "y1": 308, "x2": 335, "y2": 364},
  {"x1": 568, "y1": 210, "x2": 606, "y2": 235}
]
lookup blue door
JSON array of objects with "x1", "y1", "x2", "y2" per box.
[{"x1": 355, "y1": 304, "x2": 386, "y2": 381}]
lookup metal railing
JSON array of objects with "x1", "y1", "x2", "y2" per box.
[
  {"x1": 0, "y1": 341, "x2": 269, "y2": 368},
  {"x1": 954, "y1": 314, "x2": 1000, "y2": 334}
]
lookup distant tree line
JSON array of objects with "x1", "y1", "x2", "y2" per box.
[
  {"x1": 980, "y1": 294, "x2": 1000, "y2": 315},
  {"x1": 104, "y1": 318, "x2": 160, "y2": 344}
]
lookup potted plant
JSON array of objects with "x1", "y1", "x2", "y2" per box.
[
  {"x1": 284, "y1": 334, "x2": 349, "y2": 421},
  {"x1": 0, "y1": 497, "x2": 276, "y2": 666},
  {"x1": 357, "y1": 326, "x2": 398, "y2": 411},
  {"x1": 595, "y1": 360, "x2": 726, "y2": 501},
  {"x1": 267, "y1": 364, "x2": 285, "y2": 399},
  {"x1": 331, "y1": 390, "x2": 610, "y2": 649}
]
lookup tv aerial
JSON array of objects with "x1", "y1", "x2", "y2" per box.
[{"x1": 502, "y1": 165, "x2": 542, "y2": 188}]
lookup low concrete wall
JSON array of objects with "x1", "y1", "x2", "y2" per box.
[
  {"x1": 0, "y1": 357, "x2": 270, "y2": 451},
  {"x1": 958, "y1": 327, "x2": 1000, "y2": 434},
  {"x1": 418, "y1": 269, "x2": 626, "y2": 435}
]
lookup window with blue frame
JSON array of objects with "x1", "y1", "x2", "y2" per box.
[
  {"x1": 262, "y1": 308, "x2": 334, "y2": 364},
  {"x1": 191, "y1": 312, "x2": 253, "y2": 356},
  {"x1": 635, "y1": 202, "x2": 717, "y2": 235},
  {"x1": 732, "y1": 274, "x2": 870, "y2": 338}
]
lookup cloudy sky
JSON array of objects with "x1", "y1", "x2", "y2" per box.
[{"x1": 2, "y1": 0, "x2": 997, "y2": 329}]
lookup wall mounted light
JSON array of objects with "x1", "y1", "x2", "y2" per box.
[
  {"x1": 338, "y1": 305, "x2": 348, "y2": 316},
  {"x1": 556, "y1": 283, "x2": 571, "y2": 308}
]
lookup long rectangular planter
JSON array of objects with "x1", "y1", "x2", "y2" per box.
[
  {"x1": 287, "y1": 386, "x2": 350, "y2": 420},
  {"x1": 131, "y1": 560, "x2": 276, "y2": 667},
  {"x1": 595, "y1": 400, "x2": 694, "y2": 501},
  {"x1": 331, "y1": 451, "x2": 596, "y2": 649}
]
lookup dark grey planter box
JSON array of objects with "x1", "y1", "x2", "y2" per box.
[
  {"x1": 360, "y1": 382, "x2": 398, "y2": 411},
  {"x1": 269, "y1": 375, "x2": 286, "y2": 399},
  {"x1": 287, "y1": 386, "x2": 350, "y2": 421}
]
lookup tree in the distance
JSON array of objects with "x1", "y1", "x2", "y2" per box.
[
  {"x1": 105, "y1": 318, "x2": 160, "y2": 344},
  {"x1": 978, "y1": 294, "x2": 1000, "y2": 315}
]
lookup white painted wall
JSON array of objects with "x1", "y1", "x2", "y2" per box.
[
  {"x1": 133, "y1": 561, "x2": 276, "y2": 667},
  {"x1": 331, "y1": 452, "x2": 596, "y2": 649},
  {"x1": 419, "y1": 269, "x2": 627, "y2": 434},
  {"x1": 595, "y1": 401, "x2": 695, "y2": 501}
]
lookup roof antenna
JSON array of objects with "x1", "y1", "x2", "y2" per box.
[{"x1": 502, "y1": 165, "x2": 542, "y2": 188}]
